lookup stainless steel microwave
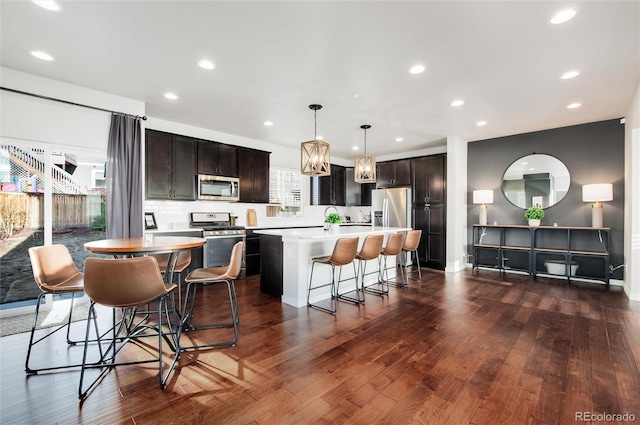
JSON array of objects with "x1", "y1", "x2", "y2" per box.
[{"x1": 197, "y1": 175, "x2": 240, "y2": 201}]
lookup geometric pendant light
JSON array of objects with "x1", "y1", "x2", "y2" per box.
[
  {"x1": 354, "y1": 124, "x2": 376, "y2": 183},
  {"x1": 300, "y1": 104, "x2": 331, "y2": 176}
]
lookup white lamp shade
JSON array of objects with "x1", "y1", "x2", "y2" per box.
[
  {"x1": 582, "y1": 183, "x2": 613, "y2": 202},
  {"x1": 473, "y1": 190, "x2": 493, "y2": 204}
]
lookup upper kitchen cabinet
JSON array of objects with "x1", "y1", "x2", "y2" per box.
[
  {"x1": 376, "y1": 159, "x2": 411, "y2": 188},
  {"x1": 311, "y1": 164, "x2": 346, "y2": 206},
  {"x1": 197, "y1": 141, "x2": 238, "y2": 177},
  {"x1": 412, "y1": 154, "x2": 445, "y2": 205},
  {"x1": 145, "y1": 130, "x2": 196, "y2": 201},
  {"x1": 345, "y1": 168, "x2": 374, "y2": 206},
  {"x1": 238, "y1": 148, "x2": 270, "y2": 203}
]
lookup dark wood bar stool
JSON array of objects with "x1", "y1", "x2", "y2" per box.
[{"x1": 307, "y1": 237, "x2": 359, "y2": 314}]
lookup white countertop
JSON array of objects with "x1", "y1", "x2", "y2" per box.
[
  {"x1": 246, "y1": 222, "x2": 370, "y2": 230},
  {"x1": 254, "y1": 226, "x2": 410, "y2": 241}
]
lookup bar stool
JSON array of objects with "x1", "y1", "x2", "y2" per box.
[
  {"x1": 356, "y1": 234, "x2": 385, "y2": 297},
  {"x1": 181, "y1": 241, "x2": 243, "y2": 350},
  {"x1": 401, "y1": 229, "x2": 423, "y2": 282},
  {"x1": 379, "y1": 232, "x2": 407, "y2": 288},
  {"x1": 307, "y1": 237, "x2": 359, "y2": 314}
]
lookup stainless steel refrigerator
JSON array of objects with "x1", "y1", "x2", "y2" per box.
[{"x1": 371, "y1": 187, "x2": 412, "y2": 228}]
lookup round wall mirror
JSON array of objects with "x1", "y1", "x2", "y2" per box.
[{"x1": 502, "y1": 154, "x2": 570, "y2": 209}]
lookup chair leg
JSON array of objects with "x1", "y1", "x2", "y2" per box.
[
  {"x1": 385, "y1": 253, "x2": 407, "y2": 288},
  {"x1": 336, "y1": 262, "x2": 363, "y2": 305},
  {"x1": 361, "y1": 257, "x2": 388, "y2": 296},
  {"x1": 26, "y1": 292, "x2": 96, "y2": 374},
  {"x1": 179, "y1": 280, "x2": 239, "y2": 350},
  {"x1": 307, "y1": 262, "x2": 338, "y2": 314}
]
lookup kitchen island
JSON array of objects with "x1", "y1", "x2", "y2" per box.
[{"x1": 254, "y1": 226, "x2": 411, "y2": 308}]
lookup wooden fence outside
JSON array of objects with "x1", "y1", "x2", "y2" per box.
[{"x1": 0, "y1": 192, "x2": 105, "y2": 238}]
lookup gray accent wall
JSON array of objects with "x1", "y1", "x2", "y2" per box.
[{"x1": 467, "y1": 119, "x2": 625, "y2": 280}]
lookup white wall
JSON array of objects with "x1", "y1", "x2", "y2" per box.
[
  {"x1": 0, "y1": 67, "x2": 144, "y2": 149},
  {"x1": 624, "y1": 84, "x2": 640, "y2": 301},
  {"x1": 445, "y1": 135, "x2": 468, "y2": 273}
]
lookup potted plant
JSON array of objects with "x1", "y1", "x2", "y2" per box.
[
  {"x1": 525, "y1": 206, "x2": 544, "y2": 226},
  {"x1": 325, "y1": 212, "x2": 342, "y2": 232}
]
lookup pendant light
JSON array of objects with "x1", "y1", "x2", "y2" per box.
[
  {"x1": 301, "y1": 104, "x2": 331, "y2": 176},
  {"x1": 354, "y1": 124, "x2": 376, "y2": 183}
]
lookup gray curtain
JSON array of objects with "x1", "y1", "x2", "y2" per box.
[{"x1": 106, "y1": 113, "x2": 143, "y2": 238}]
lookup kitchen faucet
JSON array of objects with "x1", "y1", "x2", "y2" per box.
[{"x1": 324, "y1": 206, "x2": 339, "y2": 220}]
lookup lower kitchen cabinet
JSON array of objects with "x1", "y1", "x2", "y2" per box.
[{"x1": 245, "y1": 230, "x2": 261, "y2": 276}]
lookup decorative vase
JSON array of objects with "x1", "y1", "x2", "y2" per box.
[
  {"x1": 528, "y1": 219, "x2": 541, "y2": 227},
  {"x1": 329, "y1": 223, "x2": 340, "y2": 232}
]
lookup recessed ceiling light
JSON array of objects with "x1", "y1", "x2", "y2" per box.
[
  {"x1": 352, "y1": 93, "x2": 361, "y2": 99},
  {"x1": 409, "y1": 65, "x2": 425, "y2": 74},
  {"x1": 550, "y1": 9, "x2": 576, "y2": 24},
  {"x1": 32, "y1": 1, "x2": 62, "y2": 12},
  {"x1": 352, "y1": 146, "x2": 360, "y2": 151},
  {"x1": 164, "y1": 93, "x2": 178, "y2": 100},
  {"x1": 561, "y1": 70, "x2": 580, "y2": 79},
  {"x1": 30, "y1": 51, "x2": 53, "y2": 61},
  {"x1": 198, "y1": 60, "x2": 215, "y2": 70},
  {"x1": 451, "y1": 99, "x2": 464, "y2": 107},
  {"x1": 395, "y1": 137, "x2": 403, "y2": 143},
  {"x1": 476, "y1": 121, "x2": 487, "y2": 126},
  {"x1": 264, "y1": 121, "x2": 273, "y2": 126},
  {"x1": 567, "y1": 102, "x2": 581, "y2": 109}
]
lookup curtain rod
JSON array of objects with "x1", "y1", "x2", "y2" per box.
[{"x1": 0, "y1": 86, "x2": 147, "y2": 120}]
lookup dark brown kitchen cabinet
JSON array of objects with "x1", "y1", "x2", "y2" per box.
[
  {"x1": 238, "y1": 148, "x2": 270, "y2": 203},
  {"x1": 197, "y1": 142, "x2": 238, "y2": 177},
  {"x1": 311, "y1": 164, "x2": 346, "y2": 206},
  {"x1": 345, "y1": 167, "x2": 374, "y2": 206},
  {"x1": 376, "y1": 159, "x2": 411, "y2": 188},
  {"x1": 145, "y1": 130, "x2": 196, "y2": 200},
  {"x1": 411, "y1": 154, "x2": 446, "y2": 269}
]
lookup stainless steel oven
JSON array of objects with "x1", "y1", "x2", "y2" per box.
[{"x1": 190, "y1": 212, "x2": 246, "y2": 279}]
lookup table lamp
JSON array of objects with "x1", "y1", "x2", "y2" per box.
[
  {"x1": 473, "y1": 190, "x2": 494, "y2": 225},
  {"x1": 582, "y1": 183, "x2": 613, "y2": 228}
]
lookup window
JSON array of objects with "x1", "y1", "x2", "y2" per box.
[{"x1": 268, "y1": 167, "x2": 301, "y2": 216}]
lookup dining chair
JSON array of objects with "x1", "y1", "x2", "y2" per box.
[
  {"x1": 78, "y1": 256, "x2": 178, "y2": 400},
  {"x1": 181, "y1": 241, "x2": 244, "y2": 350},
  {"x1": 26, "y1": 244, "x2": 94, "y2": 374}
]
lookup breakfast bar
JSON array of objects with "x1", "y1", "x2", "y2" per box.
[{"x1": 254, "y1": 226, "x2": 411, "y2": 308}]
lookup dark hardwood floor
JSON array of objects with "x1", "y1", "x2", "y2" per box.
[{"x1": 1, "y1": 268, "x2": 639, "y2": 424}]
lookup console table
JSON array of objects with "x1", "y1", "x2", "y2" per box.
[{"x1": 472, "y1": 224, "x2": 610, "y2": 287}]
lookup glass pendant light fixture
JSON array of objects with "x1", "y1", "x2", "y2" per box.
[
  {"x1": 301, "y1": 104, "x2": 331, "y2": 176},
  {"x1": 354, "y1": 124, "x2": 376, "y2": 183}
]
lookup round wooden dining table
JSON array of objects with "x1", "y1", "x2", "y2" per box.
[{"x1": 84, "y1": 234, "x2": 206, "y2": 298}]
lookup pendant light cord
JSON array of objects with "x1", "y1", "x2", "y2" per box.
[{"x1": 363, "y1": 127, "x2": 367, "y2": 155}]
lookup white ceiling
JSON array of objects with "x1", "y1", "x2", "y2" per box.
[{"x1": 1, "y1": 1, "x2": 638, "y2": 160}]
